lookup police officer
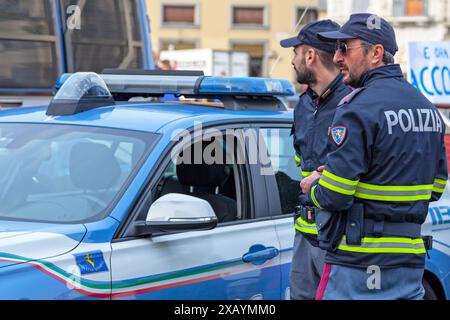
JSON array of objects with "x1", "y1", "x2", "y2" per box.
[
  {"x1": 300, "y1": 13, "x2": 448, "y2": 299},
  {"x1": 280, "y1": 20, "x2": 350, "y2": 300}
]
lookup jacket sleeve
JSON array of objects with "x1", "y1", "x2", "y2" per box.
[
  {"x1": 431, "y1": 131, "x2": 448, "y2": 202},
  {"x1": 307, "y1": 107, "x2": 371, "y2": 211}
]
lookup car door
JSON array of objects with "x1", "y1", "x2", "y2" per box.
[
  {"x1": 256, "y1": 125, "x2": 301, "y2": 300},
  {"x1": 109, "y1": 127, "x2": 282, "y2": 299}
]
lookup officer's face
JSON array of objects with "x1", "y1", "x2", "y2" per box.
[
  {"x1": 292, "y1": 45, "x2": 316, "y2": 85},
  {"x1": 333, "y1": 39, "x2": 371, "y2": 87}
]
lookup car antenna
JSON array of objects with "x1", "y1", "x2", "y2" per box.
[{"x1": 269, "y1": 2, "x2": 312, "y2": 77}]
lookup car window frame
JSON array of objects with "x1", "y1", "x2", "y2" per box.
[
  {"x1": 251, "y1": 123, "x2": 296, "y2": 220},
  {"x1": 113, "y1": 120, "x2": 278, "y2": 241}
]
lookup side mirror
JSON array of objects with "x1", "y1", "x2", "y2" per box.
[{"x1": 135, "y1": 193, "x2": 218, "y2": 234}]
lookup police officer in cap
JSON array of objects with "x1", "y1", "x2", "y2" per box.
[
  {"x1": 301, "y1": 13, "x2": 448, "y2": 299},
  {"x1": 280, "y1": 20, "x2": 350, "y2": 300}
]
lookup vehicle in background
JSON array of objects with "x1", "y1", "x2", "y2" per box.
[
  {"x1": 160, "y1": 49, "x2": 249, "y2": 77},
  {"x1": 0, "y1": 0, "x2": 154, "y2": 107}
]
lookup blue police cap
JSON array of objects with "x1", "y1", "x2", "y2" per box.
[
  {"x1": 318, "y1": 13, "x2": 398, "y2": 56},
  {"x1": 280, "y1": 20, "x2": 340, "y2": 53}
]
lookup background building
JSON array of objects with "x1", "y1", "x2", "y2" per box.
[
  {"x1": 147, "y1": 0, "x2": 319, "y2": 81},
  {"x1": 325, "y1": 0, "x2": 450, "y2": 72}
]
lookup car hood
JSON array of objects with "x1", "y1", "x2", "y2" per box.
[{"x1": 0, "y1": 221, "x2": 86, "y2": 268}]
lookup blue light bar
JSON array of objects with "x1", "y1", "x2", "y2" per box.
[
  {"x1": 198, "y1": 77, "x2": 295, "y2": 97},
  {"x1": 55, "y1": 73, "x2": 295, "y2": 97}
]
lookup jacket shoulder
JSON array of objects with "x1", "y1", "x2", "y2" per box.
[{"x1": 337, "y1": 87, "x2": 366, "y2": 107}]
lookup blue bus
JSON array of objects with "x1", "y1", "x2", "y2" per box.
[{"x1": 0, "y1": 0, "x2": 154, "y2": 107}]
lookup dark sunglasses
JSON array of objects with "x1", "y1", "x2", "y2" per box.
[{"x1": 335, "y1": 41, "x2": 372, "y2": 54}]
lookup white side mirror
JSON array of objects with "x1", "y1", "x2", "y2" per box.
[{"x1": 142, "y1": 193, "x2": 218, "y2": 233}]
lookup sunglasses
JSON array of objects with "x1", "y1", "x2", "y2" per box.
[{"x1": 335, "y1": 41, "x2": 372, "y2": 54}]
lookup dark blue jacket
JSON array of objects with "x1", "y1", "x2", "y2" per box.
[
  {"x1": 292, "y1": 74, "x2": 350, "y2": 205},
  {"x1": 308, "y1": 64, "x2": 448, "y2": 268}
]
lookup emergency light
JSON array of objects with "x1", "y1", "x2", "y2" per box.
[{"x1": 49, "y1": 70, "x2": 295, "y2": 116}]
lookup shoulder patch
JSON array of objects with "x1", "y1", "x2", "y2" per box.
[
  {"x1": 331, "y1": 126, "x2": 347, "y2": 146},
  {"x1": 338, "y1": 87, "x2": 366, "y2": 107}
]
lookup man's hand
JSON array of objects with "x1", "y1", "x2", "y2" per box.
[
  {"x1": 300, "y1": 170, "x2": 321, "y2": 194},
  {"x1": 300, "y1": 166, "x2": 324, "y2": 194}
]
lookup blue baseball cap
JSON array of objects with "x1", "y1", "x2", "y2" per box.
[
  {"x1": 280, "y1": 20, "x2": 341, "y2": 53},
  {"x1": 318, "y1": 13, "x2": 398, "y2": 56}
]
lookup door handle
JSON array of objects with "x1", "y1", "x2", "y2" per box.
[{"x1": 242, "y1": 244, "x2": 279, "y2": 265}]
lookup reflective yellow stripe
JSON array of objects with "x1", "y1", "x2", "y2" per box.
[
  {"x1": 323, "y1": 170, "x2": 359, "y2": 186},
  {"x1": 337, "y1": 245, "x2": 426, "y2": 254},
  {"x1": 342, "y1": 236, "x2": 424, "y2": 244},
  {"x1": 433, "y1": 178, "x2": 447, "y2": 193},
  {"x1": 295, "y1": 155, "x2": 301, "y2": 167},
  {"x1": 310, "y1": 185, "x2": 323, "y2": 209},
  {"x1": 355, "y1": 182, "x2": 433, "y2": 202},
  {"x1": 296, "y1": 217, "x2": 316, "y2": 227},
  {"x1": 319, "y1": 179, "x2": 356, "y2": 196},
  {"x1": 338, "y1": 236, "x2": 426, "y2": 254},
  {"x1": 434, "y1": 178, "x2": 447, "y2": 185},
  {"x1": 433, "y1": 187, "x2": 445, "y2": 193},
  {"x1": 357, "y1": 182, "x2": 433, "y2": 191},
  {"x1": 354, "y1": 192, "x2": 431, "y2": 202},
  {"x1": 295, "y1": 224, "x2": 319, "y2": 235},
  {"x1": 302, "y1": 171, "x2": 313, "y2": 177},
  {"x1": 295, "y1": 217, "x2": 318, "y2": 235}
]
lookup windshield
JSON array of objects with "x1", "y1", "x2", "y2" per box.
[{"x1": 0, "y1": 123, "x2": 158, "y2": 223}]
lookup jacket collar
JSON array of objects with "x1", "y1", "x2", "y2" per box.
[
  {"x1": 305, "y1": 73, "x2": 345, "y2": 103},
  {"x1": 358, "y1": 64, "x2": 404, "y2": 88}
]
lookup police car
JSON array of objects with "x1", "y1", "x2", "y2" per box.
[{"x1": 0, "y1": 71, "x2": 448, "y2": 300}]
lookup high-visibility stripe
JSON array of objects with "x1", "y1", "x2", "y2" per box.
[
  {"x1": 433, "y1": 178, "x2": 447, "y2": 193},
  {"x1": 295, "y1": 217, "x2": 318, "y2": 235},
  {"x1": 434, "y1": 178, "x2": 447, "y2": 185},
  {"x1": 302, "y1": 171, "x2": 313, "y2": 177},
  {"x1": 338, "y1": 236, "x2": 426, "y2": 254},
  {"x1": 317, "y1": 171, "x2": 437, "y2": 201},
  {"x1": 317, "y1": 170, "x2": 359, "y2": 196},
  {"x1": 320, "y1": 175, "x2": 357, "y2": 192},
  {"x1": 322, "y1": 170, "x2": 359, "y2": 187},
  {"x1": 355, "y1": 182, "x2": 433, "y2": 202},
  {"x1": 319, "y1": 179, "x2": 356, "y2": 196},
  {"x1": 310, "y1": 185, "x2": 323, "y2": 209},
  {"x1": 357, "y1": 182, "x2": 433, "y2": 191},
  {"x1": 354, "y1": 192, "x2": 432, "y2": 202},
  {"x1": 295, "y1": 155, "x2": 301, "y2": 167}
]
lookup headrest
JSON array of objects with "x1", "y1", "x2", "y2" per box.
[
  {"x1": 70, "y1": 142, "x2": 121, "y2": 190},
  {"x1": 176, "y1": 140, "x2": 231, "y2": 187}
]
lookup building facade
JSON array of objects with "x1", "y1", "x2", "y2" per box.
[
  {"x1": 325, "y1": 0, "x2": 450, "y2": 71},
  {"x1": 147, "y1": 0, "x2": 319, "y2": 80}
]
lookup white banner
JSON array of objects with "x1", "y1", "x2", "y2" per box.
[{"x1": 408, "y1": 41, "x2": 450, "y2": 105}]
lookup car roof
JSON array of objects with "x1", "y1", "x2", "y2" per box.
[{"x1": 0, "y1": 102, "x2": 293, "y2": 133}]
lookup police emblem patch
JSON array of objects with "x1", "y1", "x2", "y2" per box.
[
  {"x1": 75, "y1": 251, "x2": 108, "y2": 275},
  {"x1": 331, "y1": 126, "x2": 347, "y2": 146}
]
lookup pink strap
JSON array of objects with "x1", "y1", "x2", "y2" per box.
[{"x1": 315, "y1": 263, "x2": 331, "y2": 300}]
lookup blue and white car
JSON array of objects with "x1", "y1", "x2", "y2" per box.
[{"x1": 0, "y1": 71, "x2": 448, "y2": 300}]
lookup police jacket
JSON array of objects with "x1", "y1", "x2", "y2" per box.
[
  {"x1": 308, "y1": 64, "x2": 448, "y2": 268},
  {"x1": 292, "y1": 74, "x2": 350, "y2": 236}
]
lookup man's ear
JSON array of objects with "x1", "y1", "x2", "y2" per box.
[
  {"x1": 371, "y1": 44, "x2": 384, "y2": 65},
  {"x1": 305, "y1": 48, "x2": 316, "y2": 66}
]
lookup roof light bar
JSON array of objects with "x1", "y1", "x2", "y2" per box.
[{"x1": 55, "y1": 72, "x2": 295, "y2": 98}]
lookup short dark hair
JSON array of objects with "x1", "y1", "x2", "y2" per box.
[
  {"x1": 361, "y1": 40, "x2": 395, "y2": 65},
  {"x1": 302, "y1": 45, "x2": 336, "y2": 69}
]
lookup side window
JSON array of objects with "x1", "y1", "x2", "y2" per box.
[
  {"x1": 153, "y1": 132, "x2": 250, "y2": 224},
  {"x1": 260, "y1": 128, "x2": 300, "y2": 215}
]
